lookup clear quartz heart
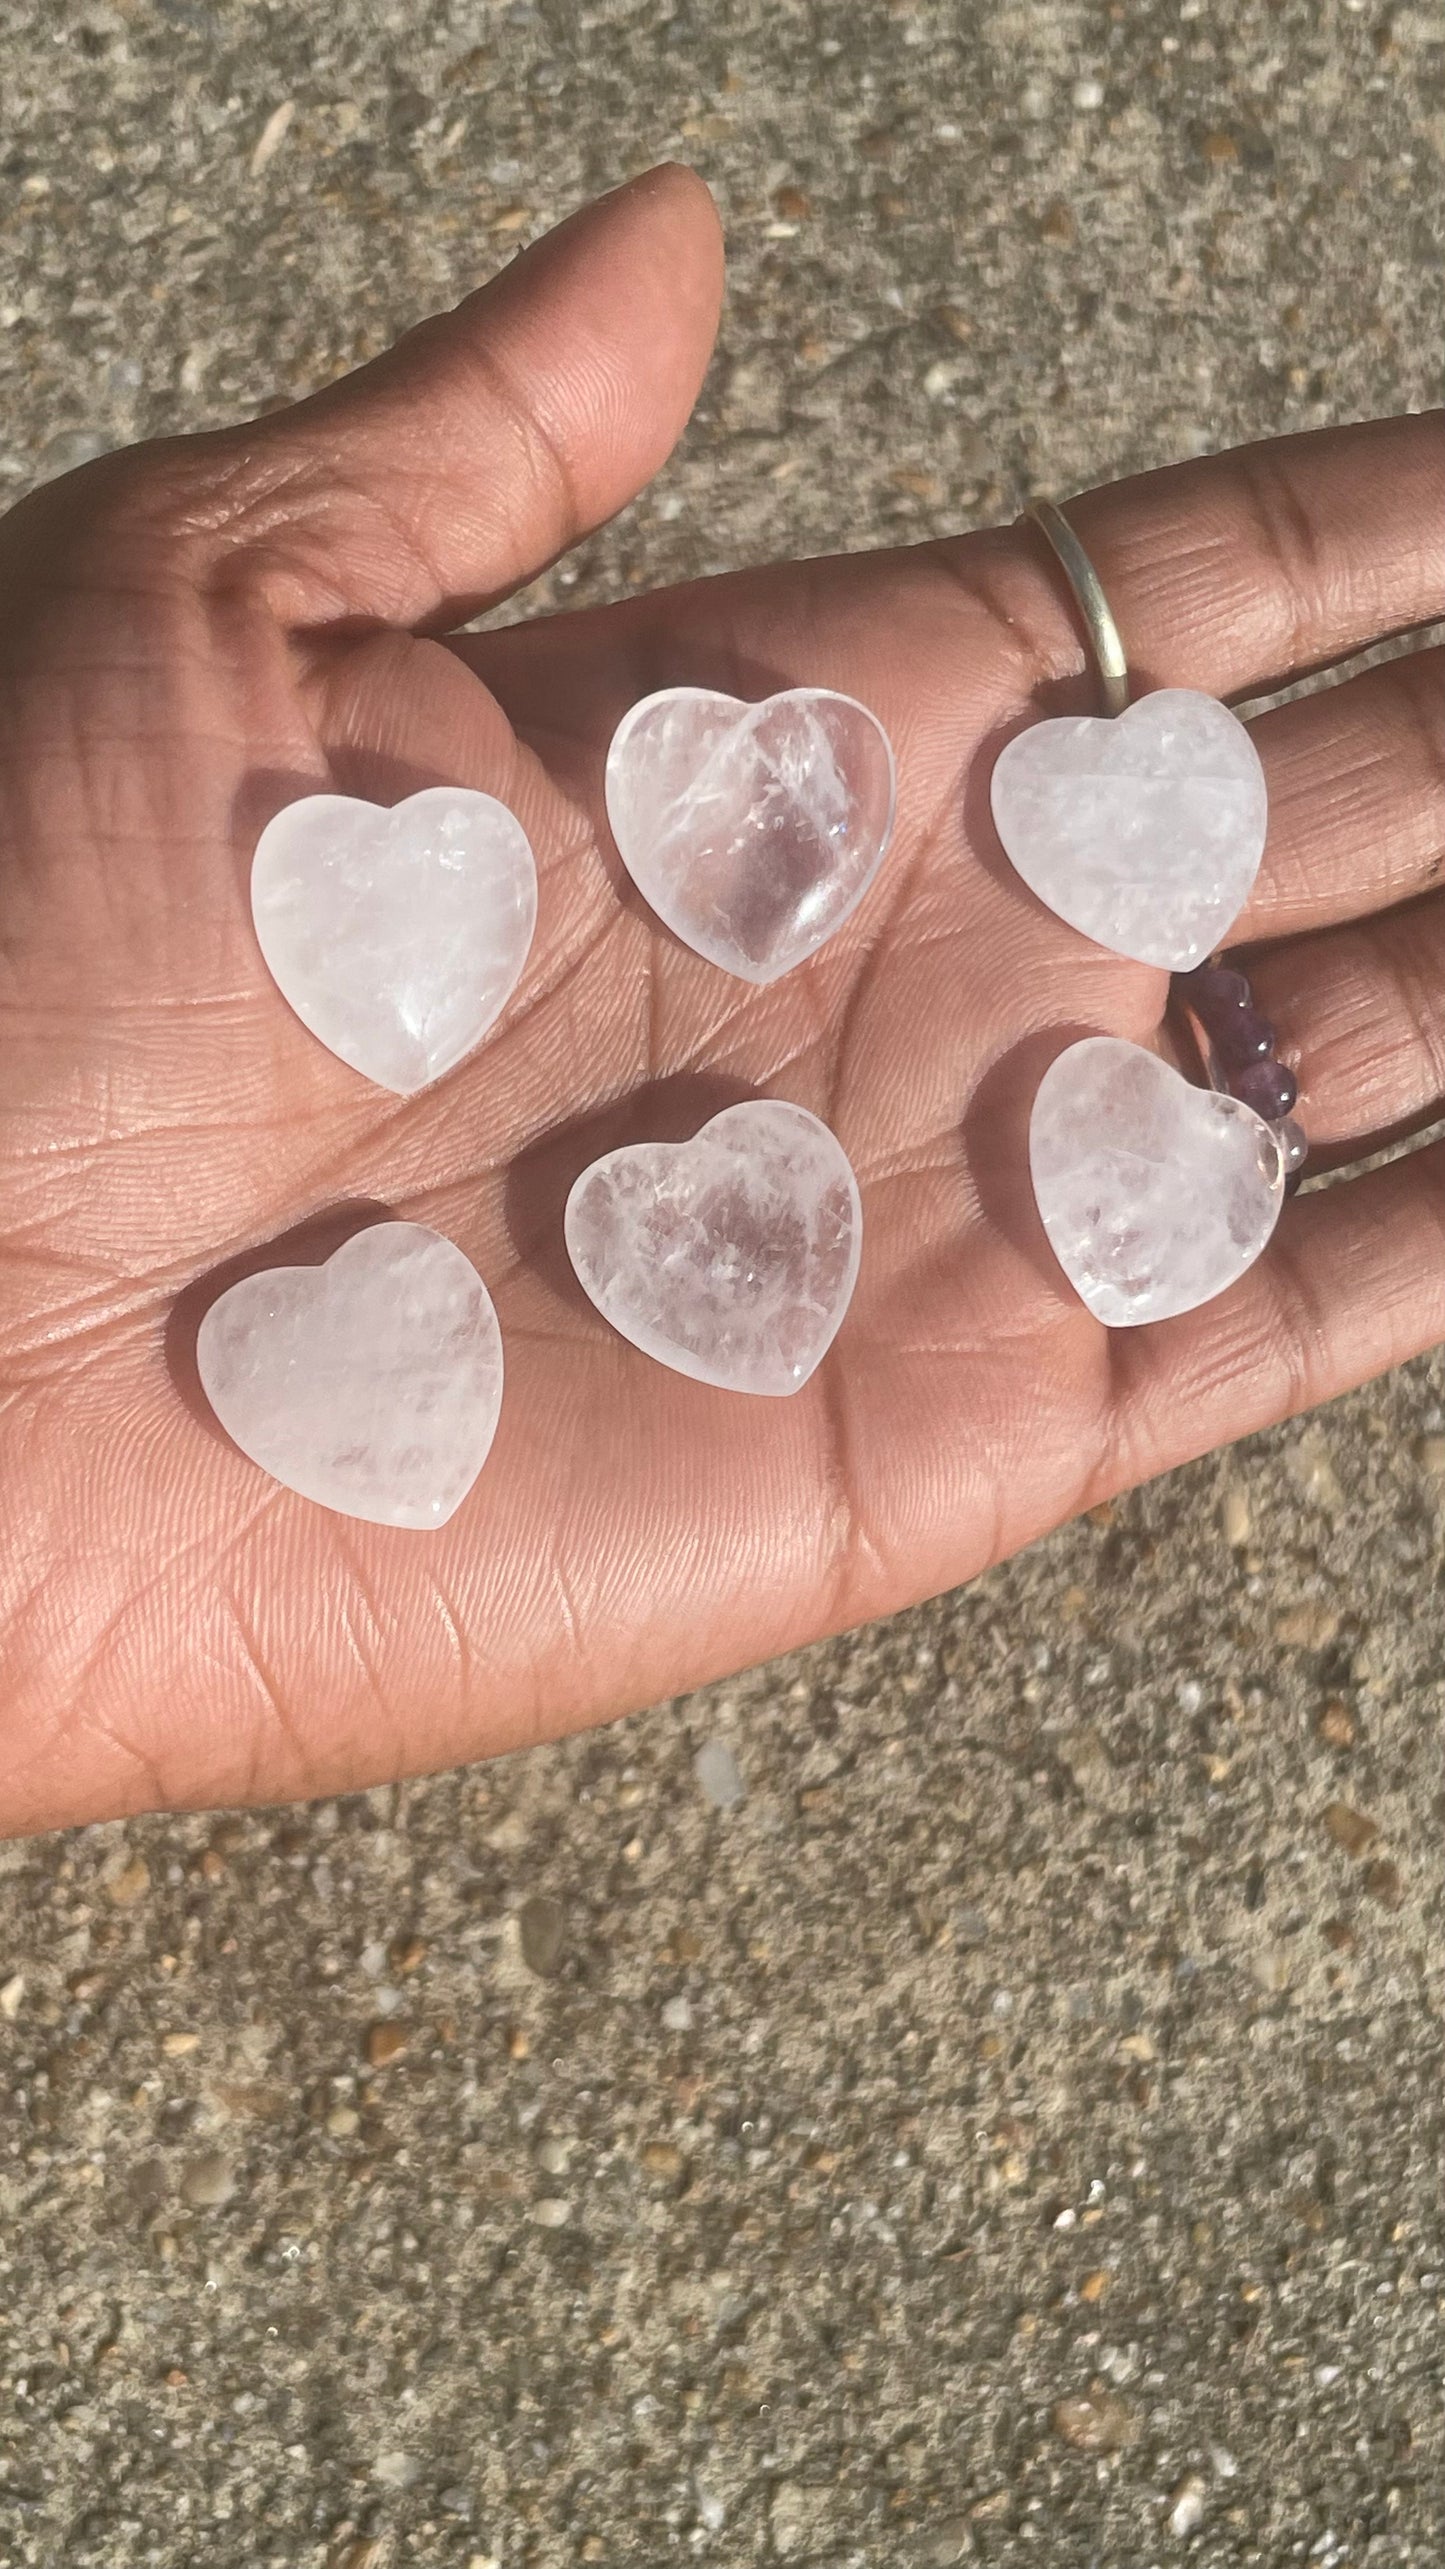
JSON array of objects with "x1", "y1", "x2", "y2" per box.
[
  {"x1": 564, "y1": 1100, "x2": 862, "y2": 1395},
  {"x1": 1030, "y1": 1037, "x2": 1284, "y2": 1327},
  {"x1": 605, "y1": 686, "x2": 896, "y2": 983},
  {"x1": 251, "y1": 786, "x2": 538, "y2": 1094},
  {"x1": 990, "y1": 688, "x2": 1267, "y2": 970},
  {"x1": 196, "y1": 1223, "x2": 503, "y2": 1526}
]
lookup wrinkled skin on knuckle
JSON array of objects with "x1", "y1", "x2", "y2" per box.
[{"x1": 0, "y1": 430, "x2": 339, "y2": 626}]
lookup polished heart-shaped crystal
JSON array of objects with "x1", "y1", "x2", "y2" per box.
[
  {"x1": 605, "y1": 686, "x2": 896, "y2": 982},
  {"x1": 990, "y1": 689, "x2": 1267, "y2": 970},
  {"x1": 564, "y1": 1100, "x2": 862, "y2": 1395},
  {"x1": 197, "y1": 1223, "x2": 503, "y2": 1526},
  {"x1": 252, "y1": 786, "x2": 537, "y2": 1093},
  {"x1": 1030, "y1": 1037, "x2": 1284, "y2": 1327}
]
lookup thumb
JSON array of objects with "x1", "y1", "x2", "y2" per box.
[{"x1": 164, "y1": 165, "x2": 724, "y2": 634}]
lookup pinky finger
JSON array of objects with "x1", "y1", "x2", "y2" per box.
[{"x1": 1109, "y1": 1139, "x2": 1445, "y2": 1485}]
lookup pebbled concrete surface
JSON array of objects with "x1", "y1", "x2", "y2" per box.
[{"x1": 4, "y1": 3, "x2": 1445, "y2": 2563}]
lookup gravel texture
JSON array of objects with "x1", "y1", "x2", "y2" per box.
[{"x1": 4, "y1": 2, "x2": 1445, "y2": 2562}]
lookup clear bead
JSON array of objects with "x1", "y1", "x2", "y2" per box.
[{"x1": 1275, "y1": 1115, "x2": 1308, "y2": 1176}]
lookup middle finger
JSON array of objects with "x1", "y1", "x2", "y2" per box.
[{"x1": 1231, "y1": 639, "x2": 1445, "y2": 945}]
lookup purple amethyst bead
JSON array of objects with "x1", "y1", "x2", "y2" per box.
[
  {"x1": 1178, "y1": 963, "x2": 1252, "y2": 1029},
  {"x1": 1212, "y1": 1006, "x2": 1275, "y2": 1066},
  {"x1": 1230, "y1": 1058, "x2": 1298, "y2": 1121}
]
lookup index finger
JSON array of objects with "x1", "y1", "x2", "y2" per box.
[{"x1": 468, "y1": 411, "x2": 1445, "y2": 755}]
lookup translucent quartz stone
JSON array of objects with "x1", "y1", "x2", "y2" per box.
[
  {"x1": 605, "y1": 687, "x2": 896, "y2": 984},
  {"x1": 991, "y1": 689, "x2": 1268, "y2": 970},
  {"x1": 1277, "y1": 1115, "x2": 1308, "y2": 1175},
  {"x1": 1030, "y1": 1037, "x2": 1285, "y2": 1328},
  {"x1": 196, "y1": 1223, "x2": 503, "y2": 1527},
  {"x1": 564, "y1": 1100, "x2": 862, "y2": 1395},
  {"x1": 252, "y1": 787, "x2": 537, "y2": 1094},
  {"x1": 1276, "y1": 1115, "x2": 1309, "y2": 1196}
]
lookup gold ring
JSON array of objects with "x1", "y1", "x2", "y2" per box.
[{"x1": 1024, "y1": 497, "x2": 1131, "y2": 718}]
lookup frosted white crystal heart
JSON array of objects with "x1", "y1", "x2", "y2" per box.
[
  {"x1": 564, "y1": 1100, "x2": 862, "y2": 1395},
  {"x1": 1030, "y1": 1037, "x2": 1284, "y2": 1327},
  {"x1": 251, "y1": 786, "x2": 537, "y2": 1094},
  {"x1": 605, "y1": 687, "x2": 896, "y2": 983},
  {"x1": 196, "y1": 1223, "x2": 503, "y2": 1526},
  {"x1": 990, "y1": 688, "x2": 1267, "y2": 970}
]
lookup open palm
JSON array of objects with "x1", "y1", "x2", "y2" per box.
[{"x1": 4, "y1": 167, "x2": 1444, "y2": 1835}]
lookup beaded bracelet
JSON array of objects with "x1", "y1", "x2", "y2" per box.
[{"x1": 1176, "y1": 961, "x2": 1308, "y2": 1192}]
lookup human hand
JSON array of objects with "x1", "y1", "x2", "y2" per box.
[{"x1": 3, "y1": 166, "x2": 1443, "y2": 1834}]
